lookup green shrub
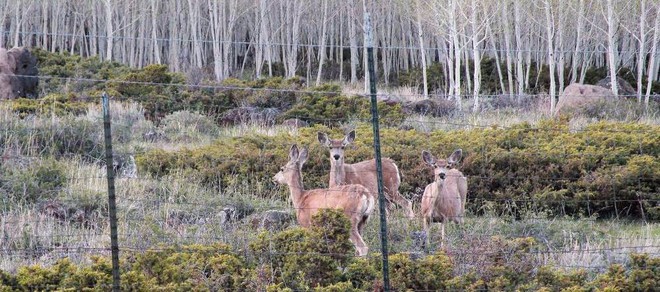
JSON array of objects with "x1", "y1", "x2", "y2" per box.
[
  {"x1": 159, "y1": 110, "x2": 220, "y2": 142},
  {"x1": 343, "y1": 258, "x2": 378, "y2": 290},
  {"x1": 130, "y1": 243, "x2": 246, "y2": 290},
  {"x1": 10, "y1": 94, "x2": 89, "y2": 117},
  {"x1": 0, "y1": 158, "x2": 67, "y2": 205},
  {"x1": 137, "y1": 120, "x2": 659, "y2": 219},
  {"x1": 279, "y1": 89, "x2": 405, "y2": 127},
  {"x1": 1, "y1": 241, "x2": 658, "y2": 290},
  {"x1": 249, "y1": 209, "x2": 355, "y2": 290},
  {"x1": 388, "y1": 252, "x2": 453, "y2": 291}
]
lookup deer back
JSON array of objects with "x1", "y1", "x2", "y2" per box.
[
  {"x1": 343, "y1": 158, "x2": 401, "y2": 197},
  {"x1": 297, "y1": 184, "x2": 374, "y2": 227}
]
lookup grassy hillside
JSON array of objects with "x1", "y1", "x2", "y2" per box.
[{"x1": 1, "y1": 50, "x2": 659, "y2": 290}]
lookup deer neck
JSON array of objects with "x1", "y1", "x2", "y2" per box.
[
  {"x1": 285, "y1": 170, "x2": 306, "y2": 211},
  {"x1": 329, "y1": 159, "x2": 347, "y2": 187}
]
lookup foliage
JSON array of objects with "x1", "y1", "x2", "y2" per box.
[
  {"x1": 1, "y1": 239, "x2": 657, "y2": 291},
  {"x1": 137, "y1": 120, "x2": 659, "y2": 220},
  {"x1": 249, "y1": 209, "x2": 354, "y2": 290},
  {"x1": 388, "y1": 251, "x2": 453, "y2": 291},
  {"x1": 0, "y1": 158, "x2": 67, "y2": 206},
  {"x1": 279, "y1": 83, "x2": 405, "y2": 126},
  {"x1": 10, "y1": 94, "x2": 89, "y2": 117}
]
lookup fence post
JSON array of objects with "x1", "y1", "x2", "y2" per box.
[
  {"x1": 364, "y1": 12, "x2": 390, "y2": 292},
  {"x1": 102, "y1": 92, "x2": 121, "y2": 291}
]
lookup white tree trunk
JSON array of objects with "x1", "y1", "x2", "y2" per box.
[
  {"x1": 544, "y1": 0, "x2": 556, "y2": 114},
  {"x1": 450, "y1": 0, "x2": 462, "y2": 110},
  {"x1": 103, "y1": 0, "x2": 113, "y2": 61},
  {"x1": 348, "y1": 0, "x2": 359, "y2": 84},
  {"x1": 606, "y1": 0, "x2": 619, "y2": 97},
  {"x1": 514, "y1": 1, "x2": 525, "y2": 97},
  {"x1": 315, "y1": 0, "x2": 330, "y2": 86},
  {"x1": 636, "y1": 0, "x2": 647, "y2": 102},
  {"x1": 416, "y1": 0, "x2": 428, "y2": 98},
  {"x1": 502, "y1": 2, "x2": 514, "y2": 98},
  {"x1": 570, "y1": 0, "x2": 585, "y2": 84},
  {"x1": 645, "y1": 2, "x2": 659, "y2": 105},
  {"x1": 150, "y1": 0, "x2": 161, "y2": 64}
]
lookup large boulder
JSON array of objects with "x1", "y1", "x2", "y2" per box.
[
  {"x1": 596, "y1": 76, "x2": 636, "y2": 96},
  {"x1": 248, "y1": 210, "x2": 294, "y2": 231},
  {"x1": 0, "y1": 47, "x2": 39, "y2": 99},
  {"x1": 219, "y1": 106, "x2": 280, "y2": 126},
  {"x1": 402, "y1": 98, "x2": 455, "y2": 117},
  {"x1": 556, "y1": 83, "x2": 615, "y2": 114}
]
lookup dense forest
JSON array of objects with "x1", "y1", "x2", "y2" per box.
[{"x1": 1, "y1": 0, "x2": 659, "y2": 109}]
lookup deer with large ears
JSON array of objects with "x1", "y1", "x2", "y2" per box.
[
  {"x1": 421, "y1": 149, "x2": 467, "y2": 247},
  {"x1": 317, "y1": 130, "x2": 415, "y2": 219},
  {"x1": 272, "y1": 144, "x2": 375, "y2": 256}
]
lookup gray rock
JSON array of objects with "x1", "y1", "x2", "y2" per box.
[
  {"x1": 596, "y1": 76, "x2": 636, "y2": 96},
  {"x1": 248, "y1": 210, "x2": 295, "y2": 231}
]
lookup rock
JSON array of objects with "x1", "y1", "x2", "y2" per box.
[
  {"x1": 218, "y1": 203, "x2": 255, "y2": 225},
  {"x1": 281, "y1": 118, "x2": 308, "y2": 128},
  {"x1": 248, "y1": 210, "x2": 295, "y2": 231},
  {"x1": 39, "y1": 200, "x2": 67, "y2": 221},
  {"x1": 113, "y1": 154, "x2": 137, "y2": 178},
  {"x1": 556, "y1": 83, "x2": 615, "y2": 114},
  {"x1": 220, "y1": 106, "x2": 280, "y2": 126},
  {"x1": 0, "y1": 47, "x2": 39, "y2": 99},
  {"x1": 596, "y1": 76, "x2": 636, "y2": 96},
  {"x1": 143, "y1": 129, "x2": 167, "y2": 142},
  {"x1": 403, "y1": 98, "x2": 455, "y2": 117}
]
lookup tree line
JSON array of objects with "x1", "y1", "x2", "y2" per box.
[{"x1": 1, "y1": 0, "x2": 658, "y2": 110}]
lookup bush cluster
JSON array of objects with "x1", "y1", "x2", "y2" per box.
[
  {"x1": 137, "y1": 119, "x2": 659, "y2": 220},
  {"x1": 20, "y1": 50, "x2": 407, "y2": 127},
  {"x1": 1, "y1": 209, "x2": 657, "y2": 291}
]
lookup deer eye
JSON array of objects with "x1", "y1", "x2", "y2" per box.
[{"x1": 340, "y1": 146, "x2": 345, "y2": 150}]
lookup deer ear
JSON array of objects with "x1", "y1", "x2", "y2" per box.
[
  {"x1": 289, "y1": 144, "x2": 300, "y2": 161},
  {"x1": 448, "y1": 149, "x2": 463, "y2": 165},
  {"x1": 317, "y1": 132, "x2": 329, "y2": 146},
  {"x1": 298, "y1": 147, "x2": 309, "y2": 165},
  {"x1": 422, "y1": 150, "x2": 435, "y2": 166},
  {"x1": 343, "y1": 130, "x2": 356, "y2": 145}
]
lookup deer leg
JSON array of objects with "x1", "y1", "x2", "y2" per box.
[
  {"x1": 350, "y1": 226, "x2": 368, "y2": 256},
  {"x1": 439, "y1": 223, "x2": 445, "y2": 249},
  {"x1": 422, "y1": 216, "x2": 430, "y2": 250},
  {"x1": 357, "y1": 214, "x2": 369, "y2": 234}
]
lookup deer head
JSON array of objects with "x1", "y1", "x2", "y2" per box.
[
  {"x1": 272, "y1": 144, "x2": 308, "y2": 185},
  {"x1": 317, "y1": 130, "x2": 355, "y2": 163},
  {"x1": 422, "y1": 149, "x2": 462, "y2": 182}
]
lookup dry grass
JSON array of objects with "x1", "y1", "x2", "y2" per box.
[{"x1": 1, "y1": 96, "x2": 659, "y2": 274}]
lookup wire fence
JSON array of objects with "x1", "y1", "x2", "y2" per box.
[{"x1": 1, "y1": 63, "x2": 659, "y2": 290}]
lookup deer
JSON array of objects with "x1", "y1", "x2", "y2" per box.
[
  {"x1": 420, "y1": 149, "x2": 467, "y2": 248},
  {"x1": 317, "y1": 130, "x2": 416, "y2": 219},
  {"x1": 272, "y1": 144, "x2": 375, "y2": 256}
]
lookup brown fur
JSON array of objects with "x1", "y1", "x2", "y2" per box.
[
  {"x1": 421, "y1": 150, "x2": 467, "y2": 247},
  {"x1": 273, "y1": 144, "x2": 375, "y2": 256},
  {"x1": 318, "y1": 130, "x2": 415, "y2": 219}
]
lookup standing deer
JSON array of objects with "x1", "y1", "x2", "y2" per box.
[
  {"x1": 421, "y1": 149, "x2": 467, "y2": 247},
  {"x1": 272, "y1": 144, "x2": 375, "y2": 256},
  {"x1": 317, "y1": 130, "x2": 415, "y2": 219}
]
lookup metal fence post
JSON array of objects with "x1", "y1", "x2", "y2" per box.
[
  {"x1": 364, "y1": 12, "x2": 390, "y2": 292},
  {"x1": 102, "y1": 92, "x2": 121, "y2": 291}
]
